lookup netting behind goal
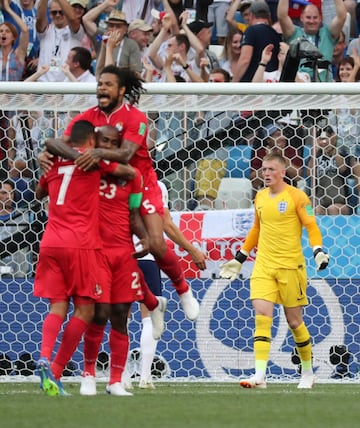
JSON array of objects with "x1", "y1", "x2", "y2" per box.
[{"x1": 0, "y1": 82, "x2": 359, "y2": 383}]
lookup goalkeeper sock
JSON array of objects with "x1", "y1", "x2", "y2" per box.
[
  {"x1": 109, "y1": 328, "x2": 129, "y2": 385},
  {"x1": 83, "y1": 322, "x2": 106, "y2": 376},
  {"x1": 40, "y1": 313, "x2": 63, "y2": 360},
  {"x1": 140, "y1": 317, "x2": 158, "y2": 382},
  {"x1": 253, "y1": 315, "x2": 272, "y2": 380},
  {"x1": 291, "y1": 322, "x2": 313, "y2": 373},
  {"x1": 155, "y1": 246, "x2": 189, "y2": 295},
  {"x1": 51, "y1": 316, "x2": 87, "y2": 380}
]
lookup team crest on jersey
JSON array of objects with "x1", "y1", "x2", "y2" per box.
[
  {"x1": 115, "y1": 123, "x2": 123, "y2": 132},
  {"x1": 278, "y1": 201, "x2": 288, "y2": 213},
  {"x1": 94, "y1": 284, "x2": 102, "y2": 297}
]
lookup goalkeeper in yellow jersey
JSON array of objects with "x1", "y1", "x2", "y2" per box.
[{"x1": 220, "y1": 152, "x2": 329, "y2": 389}]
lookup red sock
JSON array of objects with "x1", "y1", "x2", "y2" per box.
[
  {"x1": 51, "y1": 317, "x2": 87, "y2": 380},
  {"x1": 109, "y1": 328, "x2": 129, "y2": 385},
  {"x1": 155, "y1": 246, "x2": 189, "y2": 294},
  {"x1": 83, "y1": 323, "x2": 106, "y2": 376},
  {"x1": 140, "y1": 270, "x2": 158, "y2": 311},
  {"x1": 40, "y1": 313, "x2": 63, "y2": 360}
]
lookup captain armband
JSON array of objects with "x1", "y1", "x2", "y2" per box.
[{"x1": 129, "y1": 192, "x2": 143, "y2": 209}]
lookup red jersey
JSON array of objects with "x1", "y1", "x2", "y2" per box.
[
  {"x1": 64, "y1": 104, "x2": 158, "y2": 187},
  {"x1": 99, "y1": 167, "x2": 143, "y2": 247},
  {"x1": 39, "y1": 155, "x2": 117, "y2": 249}
]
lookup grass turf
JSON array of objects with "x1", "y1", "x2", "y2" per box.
[{"x1": 0, "y1": 382, "x2": 358, "y2": 428}]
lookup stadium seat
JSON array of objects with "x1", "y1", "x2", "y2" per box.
[
  {"x1": 224, "y1": 145, "x2": 252, "y2": 179},
  {"x1": 209, "y1": 44, "x2": 224, "y2": 58},
  {"x1": 214, "y1": 177, "x2": 253, "y2": 209}
]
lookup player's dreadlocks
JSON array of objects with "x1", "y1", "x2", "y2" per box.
[{"x1": 100, "y1": 65, "x2": 146, "y2": 105}]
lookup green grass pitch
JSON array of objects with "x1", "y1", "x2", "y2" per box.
[{"x1": 1, "y1": 382, "x2": 358, "y2": 428}]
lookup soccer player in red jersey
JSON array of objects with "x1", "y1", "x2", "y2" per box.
[
  {"x1": 79, "y1": 125, "x2": 167, "y2": 396},
  {"x1": 34, "y1": 120, "x2": 135, "y2": 396},
  {"x1": 64, "y1": 66, "x2": 200, "y2": 321}
]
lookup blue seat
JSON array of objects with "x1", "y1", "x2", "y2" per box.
[{"x1": 225, "y1": 146, "x2": 252, "y2": 179}]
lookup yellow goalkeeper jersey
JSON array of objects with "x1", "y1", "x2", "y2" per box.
[{"x1": 242, "y1": 184, "x2": 323, "y2": 269}]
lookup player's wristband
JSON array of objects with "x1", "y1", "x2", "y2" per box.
[
  {"x1": 258, "y1": 62, "x2": 267, "y2": 67},
  {"x1": 235, "y1": 250, "x2": 248, "y2": 264},
  {"x1": 182, "y1": 64, "x2": 189, "y2": 70}
]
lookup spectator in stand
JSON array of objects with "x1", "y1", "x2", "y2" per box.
[
  {"x1": 68, "y1": 0, "x2": 96, "y2": 60},
  {"x1": 250, "y1": 123, "x2": 303, "y2": 198},
  {"x1": 207, "y1": 0, "x2": 231, "y2": 45},
  {"x1": 82, "y1": 0, "x2": 118, "y2": 55},
  {"x1": 186, "y1": 17, "x2": 221, "y2": 76},
  {"x1": 61, "y1": 46, "x2": 97, "y2": 109},
  {"x1": 306, "y1": 126, "x2": 352, "y2": 215},
  {"x1": 288, "y1": 0, "x2": 322, "y2": 26},
  {"x1": 167, "y1": 0, "x2": 214, "y2": 23},
  {"x1": 94, "y1": 10, "x2": 142, "y2": 77},
  {"x1": 127, "y1": 18, "x2": 153, "y2": 56},
  {"x1": 0, "y1": 0, "x2": 29, "y2": 178},
  {"x1": 121, "y1": 0, "x2": 162, "y2": 25},
  {"x1": 252, "y1": 42, "x2": 311, "y2": 83},
  {"x1": 226, "y1": 0, "x2": 251, "y2": 33},
  {"x1": 219, "y1": 27, "x2": 243, "y2": 78},
  {"x1": 35, "y1": 0, "x2": 85, "y2": 82},
  {"x1": 0, "y1": 180, "x2": 31, "y2": 278},
  {"x1": 148, "y1": 13, "x2": 198, "y2": 81},
  {"x1": 277, "y1": 0, "x2": 347, "y2": 82},
  {"x1": 14, "y1": 0, "x2": 40, "y2": 79},
  {"x1": 328, "y1": 49, "x2": 360, "y2": 199},
  {"x1": 232, "y1": 1, "x2": 281, "y2": 82},
  {"x1": 332, "y1": 30, "x2": 347, "y2": 79}
]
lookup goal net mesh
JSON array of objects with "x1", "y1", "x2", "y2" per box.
[{"x1": 0, "y1": 84, "x2": 359, "y2": 383}]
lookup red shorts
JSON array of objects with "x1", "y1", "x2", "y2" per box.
[
  {"x1": 140, "y1": 183, "x2": 164, "y2": 217},
  {"x1": 97, "y1": 246, "x2": 144, "y2": 304},
  {"x1": 34, "y1": 247, "x2": 102, "y2": 302}
]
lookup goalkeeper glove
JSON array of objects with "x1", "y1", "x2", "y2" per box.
[
  {"x1": 219, "y1": 250, "x2": 248, "y2": 281},
  {"x1": 313, "y1": 248, "x2": 329, "y2": 270}
]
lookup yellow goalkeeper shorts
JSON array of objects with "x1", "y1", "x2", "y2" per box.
[{"x1": 250, "y1": 263, "x2": 308, "y2": 307}]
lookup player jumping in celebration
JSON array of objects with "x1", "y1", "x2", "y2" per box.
[
  {"x1": 64, "y1": 66, "x2": 200, "y2": 321},
  {"x1": 220, "y1": 152, "x2": 329, "y2": 389},
  {"x1": 34, "y1": 120, "x2": 136, "y2": 396}
]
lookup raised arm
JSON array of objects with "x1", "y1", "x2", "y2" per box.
[
  {"x1": 2, "y1": 0, "x2": 28, "y2": 62},
  {"x1": 226, "y1": 0, "x2": 242, "y2": 30},
  {"x1": 57, "y1": 0, "x2": 81, "y2": 33},
  {"x1": 277, "y1": 0, "x2": 295, "y2": 40},
  {"x1": 147, "y1": 13, "x2": 173, "y2": 70},
  {"x1": 82, "y1": 0, "x2": 118, "y2": 37},
  {"x1": 328, "y1": 0, "x2": 347, "y2": 40},
  {"x1": 36, "y1": 0, "x2": 49, "y2": 34},
  {"x1": 252, "y1": 44, "x2": 273, "y2": 82}
]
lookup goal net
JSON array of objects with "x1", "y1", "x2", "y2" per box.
[{"x1": 0, "y1": 82, "x2": 359, "y2": 383}]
